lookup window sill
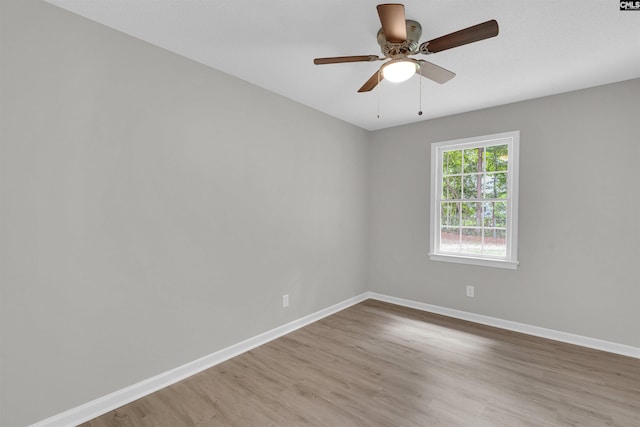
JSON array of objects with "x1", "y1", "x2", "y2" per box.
[{"x1": 428, "y1": 253, "x2": 519, "y2": 270}]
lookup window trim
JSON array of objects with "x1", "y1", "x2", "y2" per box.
[{"x1": 429, "y1": 131, "x2": 520, "y2": 270}]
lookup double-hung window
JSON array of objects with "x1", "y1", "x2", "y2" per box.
[{"x1": 429, "y1": 131, "x2": 520, "y2": 269}]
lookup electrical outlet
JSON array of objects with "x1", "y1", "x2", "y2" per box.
[
  {"x1": 282, "y1": 294, "x2": 289, "y2": 308},
  {"x1": 466, "y1": 286, "x2": 475, "y2": 298}
]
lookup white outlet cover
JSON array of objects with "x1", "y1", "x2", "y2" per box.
[{"x1": 466, "y1": 286, "x2": 475, "y2": 297}]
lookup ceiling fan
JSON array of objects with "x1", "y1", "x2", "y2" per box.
[{"x1": 314, "y1": 3, "x2": 499, "y2": 93}]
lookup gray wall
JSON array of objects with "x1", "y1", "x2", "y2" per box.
[
  {"x1": 368, "y1": 78, "x2": 640, "y2": 349},
  {"x1": 0, "y1": 1, "x2": 368, "y2": 425}
]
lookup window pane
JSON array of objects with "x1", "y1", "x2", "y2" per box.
[
  {"x1": 483, "y1": 228, "x2": 506, "y2": 257},
  {"x1": 482, "y1": 201, "x2": 507, "y2": 227},
  {"x1": 482, "y1": 202, "x2": 496, "y2": 227},
  {"x1": 484, "y1": 172, "x2": 507, "y2": 199},
  {"x1": 461, "y1": 228, "x2": 482, "y2": 254},
  {"x1": 442, "y1": 150, "x2": 462, "y2": 175},
  {"x1": 440, "y1": 227, "x2": 460, "y2": 253},
  {"x1": 485, "y1": 144, "x2": 509, "y2": 172},
  {"x1": 442, "y1": 176, "x2": 461, "y2": 200},
  {"x1": 493, "y1": 172, "x2": 507, "y2": 199},
  {"x1": 441, "y1": 202, "x2": 460, "y2": 226},
  {"x1": 493, "y1": 201, "x2": 507, "y2": 227},
  {"x1": 463, "y1": 174, "x2": 481, "y2": 199},
  {"x1": 461, "y1": 202, "x2": 481, "y2": 226},
  {"x1": 463, "y1": 148, "x2": 483, "y2": 174}
]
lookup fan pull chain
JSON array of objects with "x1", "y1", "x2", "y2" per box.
[{"x1": 418, "y1": 71, "x2": 423, "y2": 116}]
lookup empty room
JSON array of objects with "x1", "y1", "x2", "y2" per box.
[{"x1": 1, "y1": 1, "x2": 639, "y2": 426}]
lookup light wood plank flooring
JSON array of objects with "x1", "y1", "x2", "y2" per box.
[{"x1": 82, "y1": 300, "x2": 640, "y2": 426}]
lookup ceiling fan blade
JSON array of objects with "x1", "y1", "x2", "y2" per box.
[
  {"x1": 377, "y1": 4, "x2": 407, "y2": 43},
  {"x1": 420, "y1": 20, "x2": 499, "y2": 54},
  {"x1": 314, "y1": 55, "x2": 381, "y2": 65},
  {"x1": 358, "y1": 70, "x2": 382, "y2": 93},
  {"x1": 418, "y1": 60, "x2": 456, "y2": 84}
]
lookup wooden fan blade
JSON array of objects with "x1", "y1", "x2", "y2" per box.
[
  {"x1": 418, "y1": 60, "x2": 455, "y2": 84},
  {"x1": 421, "y1": 20, "x2": 499, "y2": 54},
  {"x1": 314, "y1": 55, "x2": 381, "y2": 65},
  {"x1": 358, "y1": 70, "x2": 382, "y2": 93},
  {"x1": 377, "y1": 4, "x2": 407, "y2": 43}
]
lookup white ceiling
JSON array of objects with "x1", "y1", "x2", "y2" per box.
[{"x1": 45, "y1": 0, "x2": 640, "y2": 131}]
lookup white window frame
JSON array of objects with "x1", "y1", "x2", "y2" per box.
[{"x1": 429, "y1": 131, "x2": 520, "y2": 270}]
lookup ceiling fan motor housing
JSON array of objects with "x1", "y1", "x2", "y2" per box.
[{"x1": 377, "y1": 19, "x2": 422, "y2": 58}]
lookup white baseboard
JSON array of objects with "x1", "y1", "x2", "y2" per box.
[
  {"x1": 30, "y1": 293, "x2": 370, "y2": 427},
  {"x1": 30, "y1": 291, "x2": 639, "y2": 426},
  {"x1": 367, "y1": 292, "x2": 640, "y2": 359}
]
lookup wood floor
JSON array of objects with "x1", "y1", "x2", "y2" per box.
[{"x1": 82, "y1": 300, "x2": 640, "y2": 426}]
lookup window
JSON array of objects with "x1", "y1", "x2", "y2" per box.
[{"x1": 429, "y1": 131, "x2": 519, "y2": 269}]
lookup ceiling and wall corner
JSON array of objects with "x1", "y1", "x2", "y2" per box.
[{"x1": 43, "y1": 0, "x2": 640, "y2": 131}]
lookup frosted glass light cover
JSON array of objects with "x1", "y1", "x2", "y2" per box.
[{"x1": 382, "y1": 61, "x2": 417, "y2": 82}]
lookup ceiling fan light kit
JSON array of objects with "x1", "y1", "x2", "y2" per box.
[
  {"x1": 313, "y1": 3, "x2": 499, "y2": 94},
  {"x1": 382, "y1": 59, "x2": 417, "y2": 83}
]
